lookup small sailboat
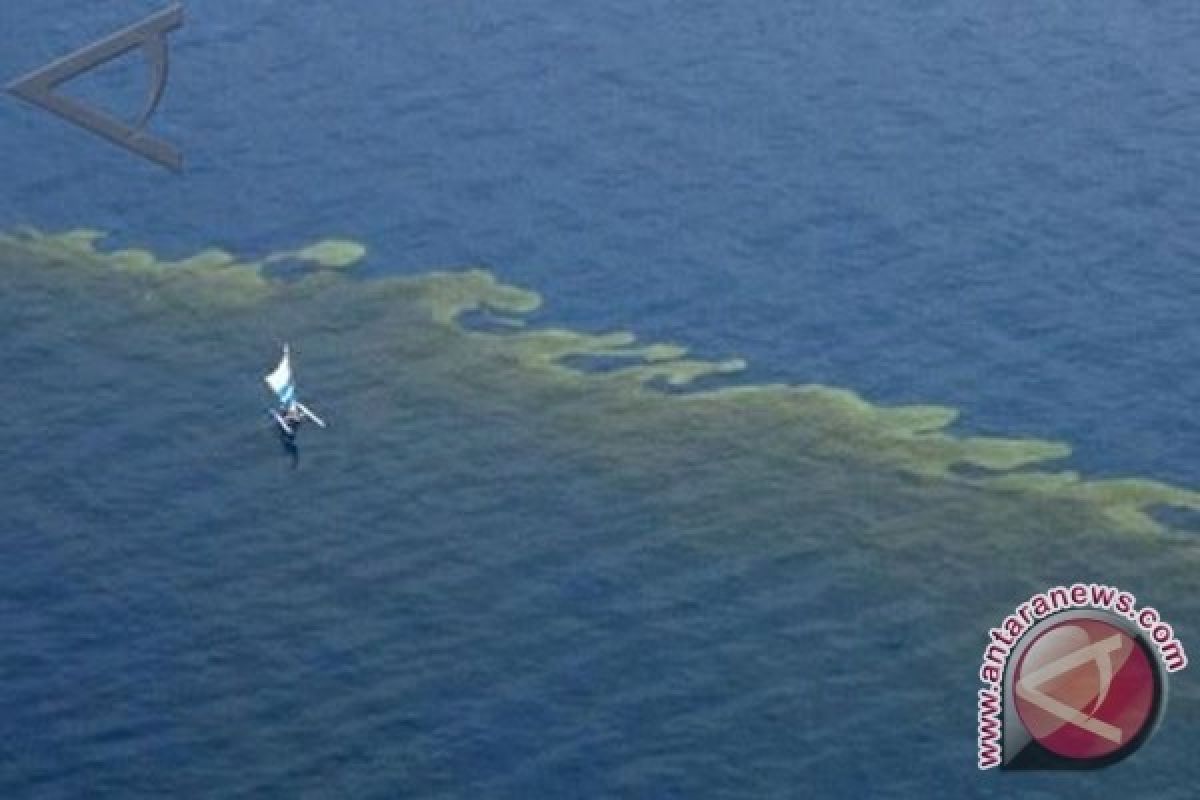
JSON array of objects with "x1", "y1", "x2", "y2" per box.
[{"x1": 264, "y1": 343, "x2": 326, "y2": 435}]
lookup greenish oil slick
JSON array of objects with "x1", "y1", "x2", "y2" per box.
[{"x1": 2, "y1": 225, "x2": 1199, "y2": 544}]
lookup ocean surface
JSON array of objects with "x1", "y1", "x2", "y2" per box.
[{"x1": 1, "y1": 2, "x2": 1199, "y2": 798}]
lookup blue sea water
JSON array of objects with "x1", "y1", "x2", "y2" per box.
[
  {"x1": 2, "y1": 1, "x2": 1200, "y2": 798},
  {"x1": 4, "y1": 0, "x2": 1199, "y2": 486}
]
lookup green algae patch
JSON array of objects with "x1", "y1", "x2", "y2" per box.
[
  {"x1": 400, "y1": 262, "x2": 1200, "y2": 537},
  {"x1": 982, "y1": 473, "x2": 1200, "y2": 536},
  {"x1": 0, "y1": 228, "x2": 375, "y2": 311},
  {"x1": 273, "y1": 240, "x2": 367, "y2": 270},
  {"x1": 3, "y1": 225, "x2": 1199, "y2": 539},
  {"x1": 0, "y1": 228, "x2": 276, "y2": 310},
  {"x1": 415, "y1": 268, "x2": 542, "y2": 324}
]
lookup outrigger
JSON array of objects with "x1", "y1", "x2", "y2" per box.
[{"x1": 264, "y1": 343, "x2": 326, "y2": 435}]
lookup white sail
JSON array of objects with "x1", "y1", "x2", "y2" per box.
[{"x1": 264, "y1": 343, "x2": 296, "y2": 410}]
